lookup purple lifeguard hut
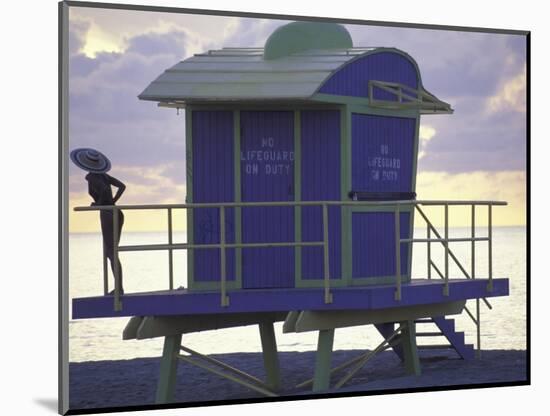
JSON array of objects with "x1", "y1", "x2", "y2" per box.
[{"x1": 73, "y1": 22, "x2": 509, "y2": 402}]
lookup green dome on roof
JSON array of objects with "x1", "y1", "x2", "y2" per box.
[{"x1": 264, "y1": 21, "x2": 353, "y2": 60}]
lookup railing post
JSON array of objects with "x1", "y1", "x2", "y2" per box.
[
  {"x1": 487, "y1": 204, "x2": 493, "y2": 292},
  {"x1": 416, "y1": 204, "x2": 493, "y2": 310},
  {"x1": 472, "y1": 204, "x2": 481, "y2": 357},
  {"x1": 394, "y1": 205, "x2": 401, "y2": 301},
  {"x1": 102, "y1": 242, "x2": 108, "y2": 295},
  {"x1": 112, "y1": 207, "x2": 122, "y2": 311},
  {"x1": 476, "y1": 298, "x2": 481, "y2": 358},
  {"x1": 471, "y1": 204, "x2": 476, "y2": 279},
  {"x1": 443, "y1": 203, "x2": 449, "y2": 296},
  {"x1": 167, "y1": 208, "x2": 174, "y2": 290},
  {"x1": 322, "y1": 204, "x2": 333, "y2": 304},
  {"x1": 427, "y1": 225, "x2": 431, "y2": 280},
  {"x1": 220, "y1": 206, "x2": 229, "y2": 307}
]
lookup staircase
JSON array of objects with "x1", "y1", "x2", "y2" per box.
[
  {"x1": 424, "y1": 316, "x2": 475, "y2": 360},
  {"x1": 375, "y1": 316, "x2": 475, "y2": 361}
]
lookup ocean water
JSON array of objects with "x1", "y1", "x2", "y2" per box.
[{"x1": 69, "y1": 227, "x2": 526, "y2": 362}]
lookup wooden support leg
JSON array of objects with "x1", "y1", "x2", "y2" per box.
[
  {"x1": 312, "y1": 329, "x2": 335, "y2": 392},
  {"x1": 155, "y1": 334, "x2": 182, "y2": 404},
  {"x1": 399, "y1": 320, "x2": 421, "y2": 376},
  {"x1": 259, "y1": 322, "x2": 281, "y2": 391}
]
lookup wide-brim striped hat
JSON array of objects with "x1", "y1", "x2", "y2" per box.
[{"x1": 70, "y1": 148, "x2": 111, "y2": 173}]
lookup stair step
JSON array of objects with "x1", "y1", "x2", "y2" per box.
[
  {"x1": 454, "y1": 332, "x2": 465, "y2": 343},
  {"x1": 443, "y1": 330, "x2": 465, "y2": 346},
  {"x1": 431, "y1": 317, "x2": 474, "y2": 360},
  {"x1": 416, "y1": 332, "x2": 444, "y2": 337},
  {"x1": 432, "y1": 317, "x2": 455, "y2": 332}
]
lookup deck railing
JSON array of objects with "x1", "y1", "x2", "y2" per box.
[
  {"x1": 407, "y1": 201, "x2": 505, "y2": 356},
  {"x1": 75, "y1": 199, "x2": 506, "y2": 350}
]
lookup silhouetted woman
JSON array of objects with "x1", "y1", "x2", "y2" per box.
[{"x1": 70, "y1": 148, "x2": 126, "y2": 294}]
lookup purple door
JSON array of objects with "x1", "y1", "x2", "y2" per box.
[
  {"x1": 351, "y1": 113, "x2": 416, "y2": 278},
  {"x1": 240, "y1": 111, "x2": 295, "y2": 288},
  {"x1": 300, "y1": 110, "x2": 341, "y2": 281},
  {"x1": 192, "y1": 111, "x2": 235, "y2": 283}
]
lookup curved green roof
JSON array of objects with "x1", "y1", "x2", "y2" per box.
[
  {"x1": 138, "y1": 47, "x2": 378, "y2": 102},
  {"x1": 263, "y1": 21, "x2": 353, "y2": 60},
  {"x1": 138, "y1": 22, "x2": 452, "y2": 114}
]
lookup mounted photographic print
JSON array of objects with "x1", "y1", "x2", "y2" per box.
[{"x1": 59, "y1": 1, "x2": 529, "y2": 414}]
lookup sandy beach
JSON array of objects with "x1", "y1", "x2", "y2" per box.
[{"x1": 69, "y1": 348, "x2": 527, "y2": 411}]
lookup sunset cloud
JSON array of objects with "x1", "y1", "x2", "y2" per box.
[
  {"x1": 417, "y1": 125, "x2": 437, "y2": 160},
  {"x1": 419, "y1": 125, "x2": 437, "y2": 142},
  {"x1": 345, "y1": 24, "x2": 526, "y2": 174},
  {"x1": 67, "y1": 9, "x2": 526, "y2": 231},
  {"x1": 416, "y1": 170, "x2": 526, "y2": 226},
  {"x1": 68, "y1": 24, "x2": 190, "y2": 197},
  {"x1": 486, "y1": 65, "x2": 527, "y2": 114}
]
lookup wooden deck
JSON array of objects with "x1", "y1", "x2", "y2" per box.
[{"x1": 72, "y1": 278, "x2": 508, "y2": 319}]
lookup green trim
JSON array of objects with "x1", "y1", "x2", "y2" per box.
[
  {"x1": 349, "y1": 276, "x2": 407, "y2": 285},
  {"x1": 233, "y1": 110, "x2": 243, "y2": 290},
  {"x1": 349, "y1": 206, "x2": 414, "y2": 213},
  {"x1": 342, "y1": 106, "x2": 353, "y2": 284},
  {"x1": 295, "y1": 278, "x2": 346, "y2": 288},
  {"x1": 185, "y1": 108, "x2": 195, "y2": 290},
  {"x1": 312, "y1": 94, "x2": 420, "y2": 119},
  {"x1": 313, "y1": 93, "x2": 369, "y2": 107},
  {"x1": 349, "y1": 103, "x2": 419, "y2": 118},
  {"x1": 339, "y1": 107, "x2": 347, "y2": 284},
  {"x1": 294, "y1": 110, "x2": 302, "y2": 287},
  {"x1": 411, "y1": 115, "x2": 420, "y2": 192},
  {"x1": 186, "y1": 103, "x2": 342, "y2": 112},
  {"x1": 408, "y1": 114, "x2": 421, "y2": 281},
  {"x1": 340, "y1": 106, "x2": 349, "y2": 203}
]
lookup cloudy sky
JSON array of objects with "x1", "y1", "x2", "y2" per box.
[{"x1": 67, "y1": 6, "x2": 526, "y2": 232}]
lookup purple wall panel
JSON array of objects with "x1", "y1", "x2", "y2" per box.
[
  {"x1": 241, "y1": 111, "x2": 295, "y2": 288},
  {"x1": 319, "y1": 52, "x2": 418, "y2": 99},
  {"x1": 350, "y1": 113, "x2": 415, "y2": 279},
  {"x1": 352, "y1": 114, "x2": 415, "y2": 193},
  {"x1": 300, "y1": 110, "x2": 341, "y2": 280},
  {"x1": 192, "y1": 111, "x2": 235, "y2": 282},
  {"x1": 352, "y1": 212, "x2": 410, "y2": 278}
]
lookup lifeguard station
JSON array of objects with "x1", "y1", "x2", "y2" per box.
[{"x1": 73, "y1": 21, "x2": 509, "y2": 402}]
